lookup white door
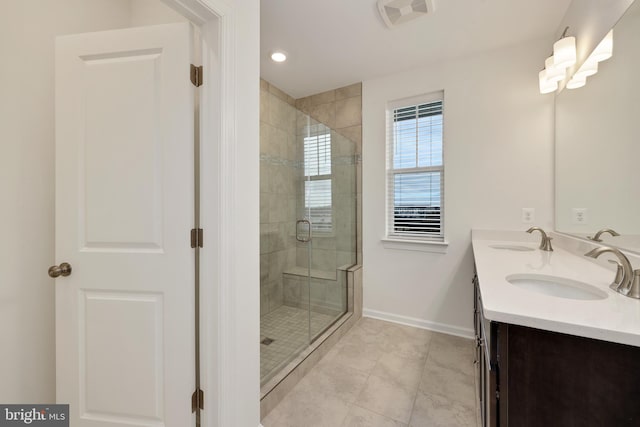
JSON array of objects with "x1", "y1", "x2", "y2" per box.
[{"x1": 54, "y1": 23, "x2": 196, "y2": 427}]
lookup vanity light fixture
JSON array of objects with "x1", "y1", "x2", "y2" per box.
[
  {"x1": 590, "y1": 30, "x2": 614, "y2": 62},
  {"x1": 564, "y1": 30, "x2": 614, "y2": 90},
  {"x1": 539, "y1": 70, "x2": 559, "y2": 94},
  {"x1": 544, "y1": 56, "x2": 566, "y2": 83},
  {"x1": 270, "y1": 51, "x2": 287, "y2": 63},
  {"x1": 566, "y1": 75, "x2": 586, "y2": 90},
  {"x1": 539, "y1": 27, "x2": 576, "y2": 94},
  {"x1": 573, "y1": 59, "x2": 598, "y2": 80},
  {"x1": 538, "y1": 27, "x2": 613, "y2": 94},
  {"x1": 553, "y1": 27, "x2": 577, "y2": 69}
]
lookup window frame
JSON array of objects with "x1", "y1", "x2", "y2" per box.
[{"x1": 385, "y1": 92, "x2": 446, "y2": 245}]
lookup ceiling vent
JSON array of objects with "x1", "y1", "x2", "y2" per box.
[{"x1": 377, "y1": 0, "x2": 436, "y2": 28}]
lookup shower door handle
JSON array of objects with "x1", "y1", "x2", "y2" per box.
[{"x1": 296, "y1": 219, "x2": 312, "y2": 243}]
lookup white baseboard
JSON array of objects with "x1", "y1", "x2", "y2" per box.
[{"x1": 363, "y1": 308, "x2": 474, "y2": 339}]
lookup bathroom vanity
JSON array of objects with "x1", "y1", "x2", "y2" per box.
[{"x1": 472, "y1": 232, "x2": 640, "y2": 427}]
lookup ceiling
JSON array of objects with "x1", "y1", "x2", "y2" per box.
[{"x1": 260, "y1": 0, "x2": 572, "y2": 98}]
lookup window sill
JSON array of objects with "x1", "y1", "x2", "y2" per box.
[{"x1": 381, "y1": 237, "x2": 449, "y2": 254}]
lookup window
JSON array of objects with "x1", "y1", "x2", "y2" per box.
[
  {"x1": 304, "y1": 128, "x2": 332, "y2": 232},
  {"x1": 386, "y1": 92, "x2": 444, "y2": 241}
]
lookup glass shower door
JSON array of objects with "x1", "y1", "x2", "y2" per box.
[
  {"x1": 300, "y1": 118, "x2": 353, "y2": 341},
  {"x1": 260, "y1": 90, "x2": 357, "y2": 386}
]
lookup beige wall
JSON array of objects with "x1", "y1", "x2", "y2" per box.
[{"x1": 130, "y1": 0, "x2": 187, "y2": 26}]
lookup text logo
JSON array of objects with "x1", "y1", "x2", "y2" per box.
[{"x1": 0, "y1": 405, "x2": 68, "y2": 426}]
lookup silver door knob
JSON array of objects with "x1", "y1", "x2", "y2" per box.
[{"x1": 48, "y1": 262, "x2": 72, "y2": 278}]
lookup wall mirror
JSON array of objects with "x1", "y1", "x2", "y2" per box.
[{"x1": 555, "y1": 0, "x2": 640, "y2": 253}]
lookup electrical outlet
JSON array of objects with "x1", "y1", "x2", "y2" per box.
[
  {"x1": 572, "y1": 208, "x2": 588, "y2": 224},
  {"x1": 522, "y1": 208, "x2": 535, "y2": 223}
]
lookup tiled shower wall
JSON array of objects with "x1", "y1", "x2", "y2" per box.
[{"x1": 260, "y1": 79, "x2": 298, "y2": 315}]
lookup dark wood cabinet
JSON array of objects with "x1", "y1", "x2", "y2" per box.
[
  {"x1": 474, "y1": 277, "x2": 640, "y2": 427},
  {"x1": 474, "y1": 274, "x2": 498, "y2": 427}
]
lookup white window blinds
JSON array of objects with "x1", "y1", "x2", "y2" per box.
[
  {"x1": 304, "y1": 133, "x2": 331, "y2": 176},
  {"x1": 386, "y1": 92, "x2": 444, "y2": 240},
  {"x1": 304, "y1": 130, "x2": 332, "y2": 232}
]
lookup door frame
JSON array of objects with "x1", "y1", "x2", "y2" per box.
[{"x1": 162, "y1": 1, "x2": 260, "y2": 426}]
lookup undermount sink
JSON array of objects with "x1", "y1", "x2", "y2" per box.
[
  {"x1": 506, "y1": 274, "x2": 608, "y2": 301},
  {"x1": 489, "y1": 244, "x2": 535, "y2": 252}
]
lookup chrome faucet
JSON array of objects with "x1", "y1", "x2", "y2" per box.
[
  {"x1": 526, "y1": 227, "x2": 553, "y2": 251},
  {"x1": 588, "y1": 228, "x2": 620, "y2": 242},
  {"x1": 584, "y1": 246, "x2": 640, "y2": 299},
  {"x1": 607, "y1": 259, "x2": 625, "y2": 291}
]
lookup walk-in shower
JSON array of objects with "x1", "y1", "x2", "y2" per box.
[{"x1": 260, "y1": 83, "x2": 358, "y2": 385}]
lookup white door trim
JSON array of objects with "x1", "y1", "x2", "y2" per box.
[{"x1": 162, "y1": 1, "x2": 260, "y2": 427}]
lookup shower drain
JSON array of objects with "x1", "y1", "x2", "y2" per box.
[{"x1": 261, "y1": 337, "x2": 274, "y2": 345}]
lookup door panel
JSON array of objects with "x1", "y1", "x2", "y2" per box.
[
  {"x1": 55, "y1": 23, "x2": 195, "y2": 427},
  {"x1": 82, "y1": 291, "x2": 163, "y2": 421},
  {"x1": 81, "y1": 49, "x2": 163, "y2": 251}
]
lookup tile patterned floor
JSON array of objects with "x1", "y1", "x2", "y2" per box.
[
  {"x1": 261, "y1": 305, "x2": 339, "y2": 384},
  {"x1": 262, "y1": 317, "x2": 479, "y2": 427}
]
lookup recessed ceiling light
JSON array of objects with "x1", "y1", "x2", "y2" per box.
[{"x1": 271, "y1": 51, "x2": 287, "y2": 63}]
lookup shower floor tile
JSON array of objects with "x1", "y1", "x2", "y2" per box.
[{"x1": 261, "y1": 305, "x2": 339, "y2": 384}]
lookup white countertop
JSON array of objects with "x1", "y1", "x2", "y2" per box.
[{"x1": 472, "y1": 230, "x2": 640, "y2": 347}]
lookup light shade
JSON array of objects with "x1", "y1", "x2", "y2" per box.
[
  {"x1": 566, "y1": 76, "x2": 586, "y2": 90},
  {"x1": 574, "y1": 59, "x2": 598, "y2": 79},
  {"x1": 553, "y1": 36, "x2": 577, "y2": 69},
  {"x1": 539, "y1": 70, "x2": 558, "y2": 94},
  {"x1": 544, "y1": 56, "x2": 565, "y2": 83},
  {"x1": 591, "y1": 30, "x2": 613, "y2": 62},
  {"x1": 270, "y1": 51, "x2": 287, "y2": 62}
]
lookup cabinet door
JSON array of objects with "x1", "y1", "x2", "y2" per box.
[
  {"x1": 505, "y1": 324, "x2": 640, "y2": 426},
  {"x1": 473, "y1": 277, "x2": 483, "y2": 421},
  {"x1": 478, "y1": 341, "x2": 486, "y2": 426}
]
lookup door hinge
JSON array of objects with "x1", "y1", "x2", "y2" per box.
[
  {"x1": 191, "y1": 228, "x2": 203, "y2": 248},
  {"x1": 191, "y1": 388, "x2": 204, "y2": 412},
  {"x1": 190, "y1": 64, "x2": 203, "y2": 87}
]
